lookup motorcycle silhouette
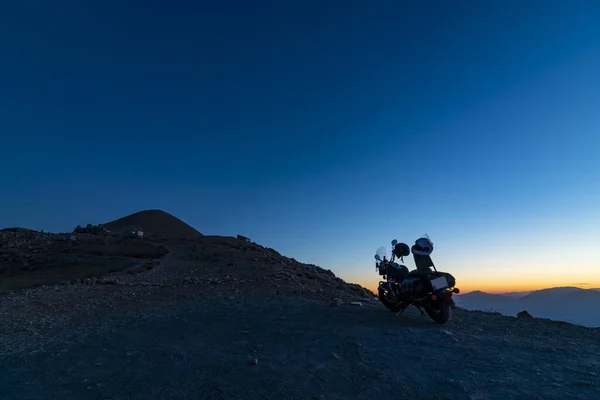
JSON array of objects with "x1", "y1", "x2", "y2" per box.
[{"x1": 375, "y1": 235, "x2": 459, "y2": 323}]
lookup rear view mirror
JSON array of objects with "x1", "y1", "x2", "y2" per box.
[
  {"x1": 391, "y1": 239, "x2": 398, "y2": 246},
  {"x1": 374, "y1": 255, "x2": 381, "y2": 261}
]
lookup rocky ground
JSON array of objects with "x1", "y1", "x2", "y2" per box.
[
  {"x1": 0, "y1": 232, "x2": 373, "y2": 356},
  {"x1": 1, "y1": 231, "x2": 599, "y2": 399},
  {"x1": 1, "y1": 298, "x2": 599, "y2": 400},
  {"x1": 0, "y1": 230, "x2": 168, "y2": 293}
]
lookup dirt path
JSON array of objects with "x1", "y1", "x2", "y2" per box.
[{"x1": 1, "y1": 299, "x2": 598, "y2": 400}]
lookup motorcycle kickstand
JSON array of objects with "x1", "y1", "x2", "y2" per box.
[{"x1": 395, "y1": 304, "x2": 409, "y2": 316}]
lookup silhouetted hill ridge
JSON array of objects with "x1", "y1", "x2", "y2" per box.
[
  {"x1": 104, "y1": 210, "x2": 203, "y2": 239},
  {"x1": 520, "y1": 286, "x2": 584, "y2": 301},
  {"x1": 457, "y1": 286, "x2": 600, "y2": 327}
]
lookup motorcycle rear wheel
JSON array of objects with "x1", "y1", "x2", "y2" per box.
[
  {"x1": 378, "y1": 287, "x2": 402, "y2": 312},
  {"x1": 425, "y1": 304, "x2": 452, "y2": 323}
]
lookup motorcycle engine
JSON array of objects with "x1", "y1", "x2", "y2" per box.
[{"x1": 400, "y1": 277, "x2": 428, "y2": 299}]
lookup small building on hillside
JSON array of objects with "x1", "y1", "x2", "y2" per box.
[
  {"x1": 55, "y1": 234, "x2": 77, "y2": 241},
  {"x1": 120, "y1": 229, "x2": 144, "y2": 239}
]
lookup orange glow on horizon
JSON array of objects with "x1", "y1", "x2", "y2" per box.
[{"x1": 356, "y1": 279, "x2": 597, "y2": 295}]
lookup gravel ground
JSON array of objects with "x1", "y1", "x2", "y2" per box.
[
  {"x1": 1, "y1": 299, "x2": 599, "y2": 400},
  {"x1": 1, "y1": 236, "x2": 598, "y2": 399},
  {"x1": 0, "y1": 238, "x2": 372, "y2": 357}
]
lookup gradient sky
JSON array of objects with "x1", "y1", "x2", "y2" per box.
[{"x1": 2, "y1": 1, "x2": 599, "y2": 293}]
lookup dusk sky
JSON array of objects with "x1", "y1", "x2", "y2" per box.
[{"x1": 1, "y1": 1, "x2": 599, "y2": 293}]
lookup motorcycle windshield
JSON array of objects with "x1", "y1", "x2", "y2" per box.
[{"x1": 375, "y1": 246, "x2": 386, "y2": 261}]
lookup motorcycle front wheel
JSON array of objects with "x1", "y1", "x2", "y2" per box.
[
  {"x1": 425, "y1": 304, "x2": 452, "y2": 324},
  {"x1": 378, "y1": 287, "x2": 402, "y2": 312}
]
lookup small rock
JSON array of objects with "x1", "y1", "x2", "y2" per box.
[
  {"x1": 251, "y1": 358, "x2": 259, "y2": 365},
  {"x1": 330, "y1": 298, "x2": 342, "y2": 307},
  {"x1": 350, "y1": 301, "x2": 363, "y2": 306}
]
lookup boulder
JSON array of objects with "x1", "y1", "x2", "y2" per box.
[{"x1": 330, "y1": 298, "x2": 343, "y2": 307}]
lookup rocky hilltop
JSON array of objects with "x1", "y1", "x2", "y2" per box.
[
  {"x1": 104, "y1": 209, "x2": 204, "y2": 239},
  {"x1": 0, "y1": 212, "x2": 372, "y2": 301},
  {"x1": 1, "y1": 211, "x2": 598, "y2": 399}
]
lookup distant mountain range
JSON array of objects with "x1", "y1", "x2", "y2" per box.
[
  {"x1": 455, "y1": 287, "x2": 600, "y2": 328},
  {"x1": 496, "y1": 290, "x2": 534, "y2": 299}
]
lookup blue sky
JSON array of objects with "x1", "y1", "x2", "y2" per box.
[{"x1": 1, "y1": 1, "x2": 599, "y2": 291}]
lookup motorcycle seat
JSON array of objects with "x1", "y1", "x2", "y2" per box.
[{"x1": 407, "y1": 269, "x2": 422, "y2": 278}]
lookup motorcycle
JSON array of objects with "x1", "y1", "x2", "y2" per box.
[{"x1": 374, "y1": 235, "x2": 459, "y2": 324}]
